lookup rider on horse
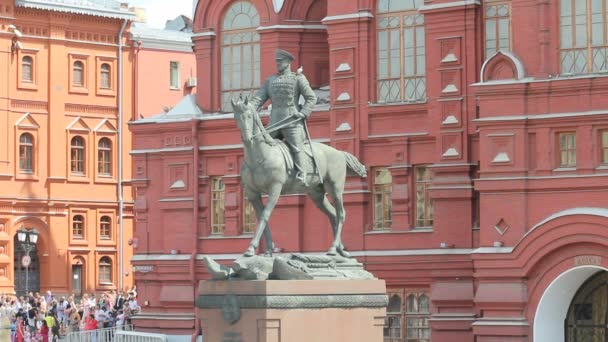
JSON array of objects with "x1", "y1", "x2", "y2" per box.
[{"x1": 249, "y1": 49, "x2": 317, "y2": 186}]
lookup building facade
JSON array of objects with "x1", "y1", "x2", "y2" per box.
[
  {"x1": 0, "y1": 0, "x2": 135, "y2": 296},
  {"x1": 130, "y1": 16, "x2": 197, "y2": 119},
  {"x1": 130, "y1": 1, "x2": 608, "y2": 341}
]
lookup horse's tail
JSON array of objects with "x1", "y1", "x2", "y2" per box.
[{"x1": 343, "y1": 151, "x2": 367, "y2": 178}]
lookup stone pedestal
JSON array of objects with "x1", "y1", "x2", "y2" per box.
[{"x1": 196, "y1": 279, "x2": 387, "y2": 342}]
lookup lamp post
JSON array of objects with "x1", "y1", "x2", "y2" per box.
[{"x1": 17, "y1": 228, "x2": 38, "y2": 296}]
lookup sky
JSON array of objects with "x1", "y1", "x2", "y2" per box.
[{"x1": 128, "y1": 0, "x2": 195, "y2": 28}]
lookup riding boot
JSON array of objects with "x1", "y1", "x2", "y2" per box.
[{"x1": 292, "y1": 151, "x2": 308, "y2": 186}]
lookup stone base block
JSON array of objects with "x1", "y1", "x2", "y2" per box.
[{"x1": 196, "y1": 279, "x2": 387, "y2": 342}]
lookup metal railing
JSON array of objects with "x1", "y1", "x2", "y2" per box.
[
  {"x1": 66, "y1": 324, "x2": 133, "y2": 342},
  {"x1": 115, "y1": 330, "x2": 168, "y2": 342}
]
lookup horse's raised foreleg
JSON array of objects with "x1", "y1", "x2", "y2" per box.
[
  {"x1": 244, "y1": 185, "x2": 282, "y2": 257},
  {"x1": 246, "y1": 189, "x2": 274, "y2": 256}
]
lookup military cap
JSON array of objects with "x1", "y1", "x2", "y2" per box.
[{"x1": 275, "y1": 49, "x2": 295, "y2": 61}]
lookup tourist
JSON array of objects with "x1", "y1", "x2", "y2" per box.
[
  {"x1": 69, "y1": 308, "x2": 80, "y2": 332},
  {"x1": 16, "y1": 316, "x2": 25, "y2": 342},
  {"x1": 38, "y1": 320, "x2": 49, "y2": 342}
]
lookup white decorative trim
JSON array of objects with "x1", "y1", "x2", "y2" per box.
[
  {"x1": 419, "y1": 0, "x2": 481, "y2": 11},
  {"x1": 474, "y1": 109, "x2": 608, "y2": 122},
  {"x1": 132, "y1": 247, "x2": 527, "y2": 263},
  {"x1": 442, "y1": 147, "x2": 460, "y2": 157},
  {"x1": 15, "y1": 112, "x2": 40, "y2": 128},
  {"x1": 442, "y1": 115, "x2": 459, "y2": 125},
  {"x1": 130, "y1": 147, "x2": 193, "y2": 155},
  {"x1": 272, "y1": 0, "x2": 284, "y2": 13},
  {"x1": 368, "y1": 132, "x2": 428, "y2": 138},
  {"x1": 66, "y1": 116, "x2": 90, "y2": 132},
  {"x1": 476, "y1": 173, "x2": 608, "y2": 181},
  {"x1": 170, "y1": 180, "x2": 185, "y2": 189},
  {"x1": 336, "y1": 122, "x2": 352, "y2": 132},
  {"x1": 442, "y1": 84, "x2": 459, "y2": 93},
  {"x1": 480, "y1": 51, "x2": 526, "y2": 82},
  {"x1": 336, "y1": 92, "x2": 351, "y2": 101},
  {"x1": 441, "y1": 53, "x2": 458, "y2": 63},
  {"x1": 93, "y1": 118, "x2": 116, "y2": 133},
  {"x1": 257, "y1": 24, "x2": 327, "y2": 31},
  {"x1": 322, "y1": 11, "x2": 373, "y2": 23},
  {"x1": 159, "y1": 197, "x2": 193, "y2": 202},
  {"x1": 522, "y1": 207, "x2": 608, "y2": 241},
  {"x1": 199, "y1": 143, "x2": 243, "y2": 151},
  {"x1": 472, "y1": 319, "x2": 529, "y2": 326},
  {"x1": 336, "y1": 63, "x2": 351, "y2": 72},
  {"x1": 191, "y1": 31, "x2": 216, "y2": 38},
  {"x1": 492, "y1": 152, "x2": 511, "y2": 163},
  {"x1": 15, "y1": 0, "x2": 135, "y2": 20}
]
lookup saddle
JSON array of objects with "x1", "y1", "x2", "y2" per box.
[{"x1": 275, "y1": 140, "x2": 316, "y2": 177}]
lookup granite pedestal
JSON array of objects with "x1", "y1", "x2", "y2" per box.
[{"x1": 196, "y1": 279, "x2": 387, "y2": 342}]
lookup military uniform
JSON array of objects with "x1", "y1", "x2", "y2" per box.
[{"x1": 249, "y1": 49, "x2": 317, "y2": 183}]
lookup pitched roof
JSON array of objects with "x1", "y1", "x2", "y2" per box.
[
  {"x1": 132, "y1": 95, "x2": 203, "y2": 124},
  {"x1": 15, "y1": 0, "x2": 135, "y2": 20}
]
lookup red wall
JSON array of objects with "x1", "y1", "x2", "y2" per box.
[{"x1": 130, "y1": 1, "x2": 608, "y2": 341}]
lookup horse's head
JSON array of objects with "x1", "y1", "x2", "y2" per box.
[{"x1": 231, "y1": 96, "x2": 256, "y2": 144}]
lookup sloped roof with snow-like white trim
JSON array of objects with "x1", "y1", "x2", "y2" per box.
[{"x1": 15, "y1": 0, "x2": 135, "y2": 20}]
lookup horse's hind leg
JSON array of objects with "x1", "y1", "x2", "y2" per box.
[
  {"x1": 308, "y1": 186, "x2": 337, "y2": 242},
  {"x1": 325, "y1": 182, "x2": 348, "y2": 257},
  {"x1": 246, "y1": 189, "x2": 274, "y2": 256},
  {"x1": 244, "y1": 185, "x2": 282, "y2": 257}
]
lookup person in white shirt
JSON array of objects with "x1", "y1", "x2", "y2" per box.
[{"x1": 93, "y1": 304, "x2": 107, "y2": 328}]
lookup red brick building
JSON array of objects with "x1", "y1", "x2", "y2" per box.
[{"x1": 129, "y1": 1, "x2": 608, "y2": 341}]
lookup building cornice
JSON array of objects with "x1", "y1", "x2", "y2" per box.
[
  {"x1": 257, "y1": 24, "x2": 327, "y2": 31},
  {"x1": 322, "y1": 11, "x2": 373, "y2": 23},
  {"x1": 419, "y1": 0, "x2": 481, "y2": 12},
  {"x1": 15, "y1": 0, "x2": 135, "y2": 20}
]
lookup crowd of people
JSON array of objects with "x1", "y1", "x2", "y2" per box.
[{"x1": 0, "y1": 288, "x2": 140, "y2": 342}]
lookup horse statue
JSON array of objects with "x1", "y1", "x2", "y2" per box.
[{"x1": 231, "y1": 97, "x2": 368, "y2": 258}]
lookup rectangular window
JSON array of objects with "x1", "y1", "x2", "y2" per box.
[
  {"x1": 243, "y1": 198, "x2": 257, "y2": 234},
  {"x1": 602, "y1": 131, "x2": 608, "y2": 164},
  {"x1": 99, "y1": 264, "x2": 111, "y2": 283},
  {"x1": 484, "y1": 1, "x2": 511, "y2": 58},
  {"x1": 373, "y1": 168, "x2": 392, "y2": 230},
  {"x1": 415, "y1": 166, "x2": 433, "y2": 228},
  {"x1": 384, "y1": 289, "x2": 431, "y2": 342},
  {"x1": 377, "y1": 6, "x2": 426, "y2": 103},
  {"x1": 211, "y1": 178, "x2": 225, "y2": 234},
  {"x1": 170, "y1": 61, "x2": 180, "y2": 89},
  {"x1": 560, "y1": 0, "x2": 608, "y2": 74},
  {"x1": 559, "y1": 132, "x2": 577, "y2": 167}
]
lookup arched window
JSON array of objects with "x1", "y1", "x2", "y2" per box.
[
  {"x1": 99, "y1": 216, "x2": 111, "y2": 240},
  {"x1": 377, "y1": 0, "x2": 426, "y2": 103},
  {"x1": 19, "y1": 133, "x2": 34, "y2": 173},
  {"x1": 73, "y1": 61, "x2": 84, "y2": 87},
  {"x1": 98, "y1": 138, "x2": 112, "y2": 176},
  {"x1": 22, "y1": 56, "x2": 33, "y2": 82},
  {"x1": 220, "y1": 1, "x2": 260, "y2": 112},
  {"x1": 70, "y1": 136, "x2": 85, "y2": 174},
  {"x1": 72, "y1": 215, "x2": 84, "y2": 238},
  {"x1": 385, "y1": 294, "x2": 403, "y2": 339},
  {"x1": 100, "y1": 63, "x2": 111, "y2": 89},
  {"x1": 98, "y1": 256, "x2": 112, "y2": 284},
  {"x1": 560, "y1": 0, "x2": 608, "y2": 74},
  {"x1": 566, "y1": 271, "x2": 608, "y2": 341}
]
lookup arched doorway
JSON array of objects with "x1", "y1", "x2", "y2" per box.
[
  {"x1": 534, "y1": 266, "x2": 608, "y2": 342},
  {"x1": 565, "y1": 270, "x2": 608, "y2": 341},
  {"x1": 13, "y1": 231, "x2": 40, "y2": 296}
]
